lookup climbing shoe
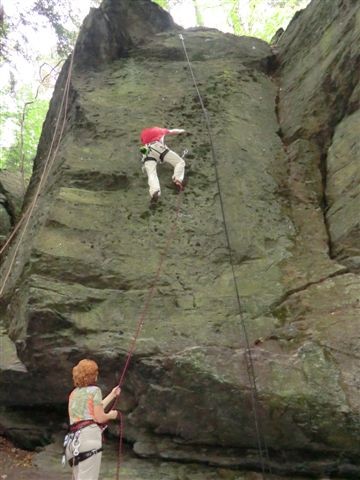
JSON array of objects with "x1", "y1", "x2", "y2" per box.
[
  {"x1": 150, "y1": 191, "x2": 160, "y2": 204},
  {"x1": 173, "y1": 179, "x2": 184, "y2": 192}
]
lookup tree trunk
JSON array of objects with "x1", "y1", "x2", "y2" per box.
[{"x1": 192, "y1": 0, "x2": 204, "y2": 26}]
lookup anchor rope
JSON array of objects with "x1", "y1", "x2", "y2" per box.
[
  {"x1": 179, "y1": 32, "x2": 271, "y2": 476},
  {"x1": 113, "y1": 191, "x2": 184, "y2": 479},
  {"x1": 0, "y1": 49, "x2": 76, "y2": 297}
]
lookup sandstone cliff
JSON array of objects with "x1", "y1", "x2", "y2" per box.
[{"x1": 0, "y1": 0, "x2": 359, "y2": 477}]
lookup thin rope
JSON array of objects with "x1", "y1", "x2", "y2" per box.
[
  {"x1": 113, "y1": 191, "x2": 184, "y2": 480},
  {"x1": 0, "y1": 58, "x2": 71, "y2": 259},
  {"x1": 0, "y1": 49, "x2": 76, "y2": 298},
  {"x1": 118, "y1": 192, "x2": 183, "y2": 387},
  {"x1": 115, "y1": 411, "x2": 124, "y2": 480},
  {"x1": 179, "y1": 33, "x2": 271, "y2": 475}
]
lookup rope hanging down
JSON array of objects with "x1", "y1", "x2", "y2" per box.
[
  {"x1": 0, "y1": 51, "x2": 76, "y2": 298},
  {"x1": 179, "y1": 33, "x2": 271, "y2": 476},
  {"x1": 0, "y1": 32, "x2": 185, "y2": 478},
  {"x1": 113, "y1": 192, "x2": 184, "y2": 479}
]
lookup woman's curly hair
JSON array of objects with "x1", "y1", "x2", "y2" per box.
[{"x1": 72, "y1": 359, "x2": 99, "y2": 387}]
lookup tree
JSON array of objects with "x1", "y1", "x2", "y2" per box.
[
  {"x1": 192, "y1": 0, "x2": 205, "y2": 26},
  {"x1": 155, "y1": 0, "x2": 170, "y2": 8},
  {"x1": 1, "y1": 0, "x2": 100, "y2": 60},
  {"x1": 0, "y1": 0, "x2": 100, "y2": 179},
  {"x1": 0, "y1": 85, "x2": 49, "y2": 181},
  {"x1": 224, "y1": 0, "x2": 310, "y2": 41},
  {"x1": 154, "y1": 0, "x2": 310, "y2": 39}
]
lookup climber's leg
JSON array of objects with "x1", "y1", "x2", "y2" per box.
[{"x1": 144, "y1": 160, "x2": 161, "y2": 199}]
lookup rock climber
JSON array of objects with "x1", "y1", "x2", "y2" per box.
[
  {"x1": 64, "y1": 359, "x2": 121, "y2": 480},
  {"x1": 140, "y1": 126, "x2": 186, "y2": 202}
]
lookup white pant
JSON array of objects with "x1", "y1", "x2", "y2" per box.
[
  {"x1": 66, "y1": 425, "x2": 102, "y2": 480},
  {"x1": 143, "y1": 141, "x2": 185, "y2": 198}
]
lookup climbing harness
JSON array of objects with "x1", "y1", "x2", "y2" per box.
[
  {"x1": 140, "y1": 143, "x2": 169, "y2": 164},
  {"x1": 62, "y1": 420, "x2": 106, "y2": 468},
  {"x1": 179, "y1": 33, "x2": 272, "y2": 476},
  {"x1": 159, "y1": 148, "x2": 170, "y2": 162},
  {"x1": 69, "y1": 448, "x2": 103, "y2": 467},
  {"x1": 62, "y1": 429, "x2": 103, "y2": 467},
  {"x1": 142, "y1": 155, "x2": 158, "y2": 163}
]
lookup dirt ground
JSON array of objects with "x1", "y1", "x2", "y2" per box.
[{"x1": 0, "y1": 436, "x2": 65, "y2": 480}]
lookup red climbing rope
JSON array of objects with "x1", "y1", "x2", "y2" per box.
[
  {"x1": 114, "y1": 191, "x2": 184, "y2": 479},
  {"x1": 116, "y1": 411, "x2": 124, "y2": 479},
  {"x1": 0, "y1": 27, "x2": 185, "y2": 478},
  {"x1": 119, "y1": 193, "x2": 183, "y2": 387}
]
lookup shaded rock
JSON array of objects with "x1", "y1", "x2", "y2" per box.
[
  {"x1": 277, "y1": 0, "x2": 360, "y2": 145},
  {"x1": 0, "y1": 170, "x2": 24, "y2": 218},
  {"x1": 0, "y1": 331, "x2": 26, "y2": 372},
  {"x1": 0, "y1": 198, "x2": 11, "y2": 237},
  {"x1": 75, "y1": 0, "x2": 176, "y2": 70},
  {"x1": 270, "y1": 27, "x2": 284, "y2": 45},
  {"x1": 326, "y1": 110, "x2": 360, "y2": 267},
  {"x1": 0, "y1": 170, "x2": 25, "y2": 238},
  {"x1": 0, "y1": 408, "x2": 55, "y2": 450},
  {"x1": 276, "y1": 0, "x2": 360, "y2": 270}
]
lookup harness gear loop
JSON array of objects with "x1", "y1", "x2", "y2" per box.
[
  {"x1": 140, "y1": 143, "x2": 169, "y2": 164},
  {"x1": 72, "y1": 435, "x2": 80, "y2": 457},
  {"x1": 63, "y1": 420, "x2": 106, "y2": 468}
]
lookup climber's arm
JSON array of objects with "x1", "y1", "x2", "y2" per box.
[{"x1": 167, "y1": 128, "x2": 186, "y2": 135}]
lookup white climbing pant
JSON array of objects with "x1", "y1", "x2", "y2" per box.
[
  {"x1": 66, "y1": 424, "x2": 102, "y2": 480},
  {"x1": 143, "y1": 141, "x2": 185, "y2": 198}
]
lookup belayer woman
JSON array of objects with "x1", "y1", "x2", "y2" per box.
[{"x1": 65, "y1": 359, "x2": 121, "y2": 480}]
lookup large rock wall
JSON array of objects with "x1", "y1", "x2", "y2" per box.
[
  {"x1": 276, "y1": 0, "x2": 360, "y2": 268},
  {"x1": 0, "y1": 0, "x2": 359, "y2": 476}
]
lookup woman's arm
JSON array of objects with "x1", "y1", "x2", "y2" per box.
[
  {"x1": 93, "y1": 404, "x2": 118, "y2": 424},
  {"x1": 102, "y1": 386, "x2": 121, "y2": 410}
]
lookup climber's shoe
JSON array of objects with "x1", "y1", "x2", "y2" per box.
[
  {"x1": 150, "y1": 190, "x2": 160, "y2": 204},
  {"x1": 173, "y1": 179, "x2": 184, "y2": 192}
]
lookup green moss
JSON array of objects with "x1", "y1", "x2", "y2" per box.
[{"x1": 272, "y1": 305, "x2": 290, "y2": 326}]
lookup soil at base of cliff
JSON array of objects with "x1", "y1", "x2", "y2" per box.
[{"x1": 0, "y1": 436, "x2": 64, "y2": 480}]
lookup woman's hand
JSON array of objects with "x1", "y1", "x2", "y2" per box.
[
  {"x1": 109, "y1": 410, "x2": 120, "y2": 420},
  {"x1": 101, "y1": 386, "x2": 121, "y2": 411},
  {"x1": 111, "y1": 386, "x2": 121, "y2": 399}
]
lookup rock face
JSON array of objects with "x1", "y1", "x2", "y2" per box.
[
  {"x1": 0, "y1": 0, "x2": 359, "y2": 477},
  {"x1": 0, "y1": 171, "x2": 24, "y2": 240},
  {"x1": 276, "y1": 0, "x2": 360, "y2": 270}
]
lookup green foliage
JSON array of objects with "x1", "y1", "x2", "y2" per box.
[
  {"x1": 155, "y1": 0, "x2": 310, "y2": 39},
  {"x1": 0, "y1": 0, "x2": 100, "y2": 175},
  {"x1": 1, "y1": 0, "x2": 100, "y2": 59},
  {"x1": 222, "y1": 0, "x2": 310, "y2": 42},
  {"x1": 0, "y1": 87, "x2": 49, "y2": 176},
  {"x1": 33, "y1": 0, "x2": 80, "y2": 56},
  {"x1": 154, "y1": 0, "x2": 170, "y2": 8}
]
